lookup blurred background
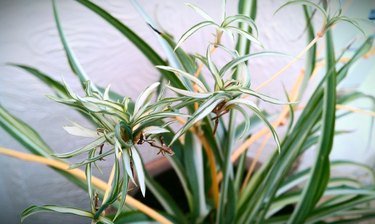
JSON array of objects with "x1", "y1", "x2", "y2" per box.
[{"x1": 0, "y1": 0, "x2": 374, "y2": 223}]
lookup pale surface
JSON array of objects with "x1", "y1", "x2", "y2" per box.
[{"x1": 0, "y1": 0, "x2": 373, "y2": 223}]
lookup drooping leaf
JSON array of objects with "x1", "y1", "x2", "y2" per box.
[
  {"x1": 186, "y1": 3, "x2": 214, "y2": 22},
  {"x1": 174, "y1": 21, "x2": 217, "y2": 50},
  {"x1": 52, "y1": 0, "x2": 99, "y2": 92},
  {"x1": 274, "y1": 0, "x2": 327, "y2": 23},
  {"x1": 76, "y1": 0, "x2": 185, "y2": 89},
  {"x1": 0, "y1": 105, "x2": 53, "y2": 157}
]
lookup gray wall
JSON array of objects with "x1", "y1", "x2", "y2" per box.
[{"x1": 0, "y1": 0, "x2": 374, "y2": 223}]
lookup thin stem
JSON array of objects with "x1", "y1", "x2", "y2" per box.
[
  {"x1": 295, "y1": 104, "x2": 375, "y2": 117},
  {"x1": 336, "y1": 104, "x2": 375, "y2": 117},
  {"x1": 0, "y1": 147, "x2": 172, "y2": 224},
  {"x1": 231, "y1": 69, "x2": 304, "y2": 163},
  {"x1": 195, "y1": 127, "x2": 219, "y2": 208},
  {"x1": 255, "y1": 35, "x2": 321, "y2": 91}
]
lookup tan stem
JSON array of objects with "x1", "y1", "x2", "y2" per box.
[
  {"x1": 193, "y1": 46, "x2": 217, "y2": 110},
  {"x1": 188, "y1": 45, "x2": 220, "y2": 206},
  {"x1": 295, "y1": 104, "x2": 375, "y2": 117},
  {"x1": 255, "y1": 35, "x2": 321, "y2": 91},
  {"x1": 0, "y1": 147, "x2": 172, "y2": 224},
  {"x1": 230, "y1": 69, "x2": 304, "y2": 164},
  {"x1": 195, "y1": 127, "x2": 219, "y2": 208},
  {"x1": 336, "y1": 104, "x2": 375, "y2": 117}
]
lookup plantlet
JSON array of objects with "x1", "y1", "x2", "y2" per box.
[{"x1": 1, "y1": 0, "x2": 374, "y2": 224}]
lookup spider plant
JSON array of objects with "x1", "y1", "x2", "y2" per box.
[{"x1": 1, "y1": 0, "x2": 375, "y2": 223}]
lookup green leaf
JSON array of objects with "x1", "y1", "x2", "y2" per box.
[
  {"x1": 167, "y1": 85, "x2": 211, "y2": 99},
  {"x1": 277, "y1": 160, "x2": 375, "y2": 199},
  {"x1": 52, "y1": 0, "x2": 98, "y2": 92},
  {"x1": 69, "y1": 148, "x2": 115, "y2": 169},
  {"x1": 9, "y1": 64, "x2": 68, "y2": 98},
  {"x1": 274, "y1": 0, "x2": 327, "y2": 23},
  {"x1": 174, "y1": 21, "x2": 217, "y2": 50},
  {"x1": 186, "y1": 3, "x2": 214, "y2": 22},
  {"x1": 230, "y1": 105, "x2": 251, "y2": 139},
  {"x1": 21, "y1": 205, "x2": 95, "y2": 223},
  {"x1": 133, "y1": 82, "x2": 160, "y2": 120},
  {"x1": 237, "y1": 37, "x2": 373, "y2": 224},
  {"x1": 298, "y1": 5, "x2": 317, "y2": 99},
  {"x1": 238, "y1": 87, "x2": 292, "y2": 105},
  {"x1": 269, "y1": 184, "x2": 375, "y2": 220},
  {"x1": 0, "y1": 105, "x2": 53, "y2": 157},
  {"x1": 288, "y1": 29, "x2": 337, "y2": 224},
  {"x1": 226, "y1": 98, "x2": 281, "y2": 152},
  {"x1": 131, "y1": 146, "x2": 146, "y2": 196},
  {"x1": 114, "y1": 159, "x2": 129, "y2": 220},
  {"x1": 216, "y1": 109, "x2": 237, "y2": 223},
  {"x1": 79, "y1": 96, "x2": 125, "y2": 113},
  {"x1": 95, "y1": 155, "x2": 121, "y2": 219},
  {"x1": 329, "y1": 16, "x2": 366, "y2": 36},
  {"x1": 8, "y1": 64, "x2": 126, "y2": 114},
  {"x1": 222, "y1": 15, "x2": 258, "y2": 37},
  {"x1": 236, "y1": 0, "x2": 257, "y2": 56},
  {"x1": 234, "y1": 147, "x2": 248, "y2": 192},
  {"x1": 0, "y1": 105, "x2": 94, "y2": 198},
  {"x1": 122, "y1": 147, "x2": 136, "y2": 184},
  {"x1": 129, "y1": 0, "x2": 182, "y2": 70},
  {"x1": 206, "y1": 46, "x2": 224, "y2": 89},
  {"x1": 306, "y1": 195, "x2": 375, "y2": 223},
  {"x1": 76, "y1": 0, "x2": 185, "y2": 89},
  {"x1": 53, "y1": 134, "x2": 110, "y2": 159},
  {"x1": 183, "y1": 132, "x2": 209, "y2": 222},
  {"x1": 234, "y1": 110, "x2": 268, "y2": 139},
  {"x1": 167, "y1": 156, "x2": 194, "y2": 210},
  {"x1": 225, "y1": 26, "x2": 262, "y2": 46},
  {"x1": 156, "y1": 66, "x2": 207, "y2": 92},
  {"x1": 220, "y1": 51, "x2": 288, "y2": 78},
  {"x1": 86, "y1": 150, "x2": 95, "y2": 213},
  {"x1": 169, "y1": 95, "x2": 226, "y2": 146},
  {"x1": 144, "y1": 172, "x2": 186, "y2": 221},
  {"x1": 63, "y1": 121, "x2": 98, "y2": 138}
]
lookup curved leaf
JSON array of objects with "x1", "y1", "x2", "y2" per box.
[{"x1": 175, "y1": 21, "x2": 217, "y2": 50}]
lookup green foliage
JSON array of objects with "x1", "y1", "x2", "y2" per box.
[{"x1": 1, "y1": 0, "x2": 374, "y2": 224}]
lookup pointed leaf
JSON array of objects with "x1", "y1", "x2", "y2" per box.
[
  {"x1": 21, "y1": 205, "x2": 94, "y2": 223},
  {"x1": 175, "y1": 21, "x2": 217, "y2": 50},
  {"x1": 52, "y1": 0, "x2": 98, "y2": 92},
  {"x1": 133, "y1": 82, "x2": 160, "y2": 118},
  {"x1": 167, "y1": 85, "x2": 211, "y2": 99},
  {"x1": 186, "y1": 3, "x2": 214, "y2": 22},
  {"x1": 63, "y1": 122, "x2": 98, "y2": 138},
  {"x1": 131, "y1": 146, "x2": 146, "y2": 196},
  {"x1": 156, "y1": 66, "x2": 207, "y2": 92}
]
